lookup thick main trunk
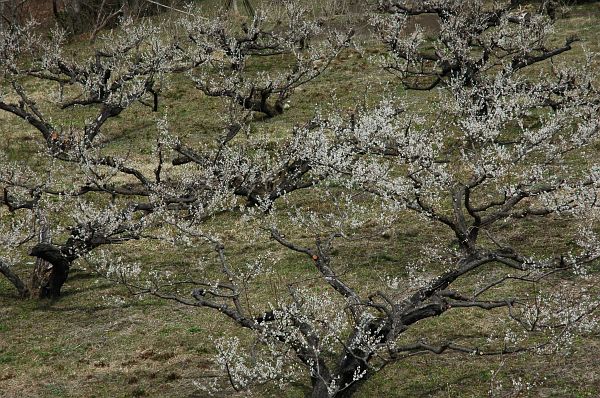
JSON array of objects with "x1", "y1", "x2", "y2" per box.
[
  {"x1": 30, "y1": 241, "x2": 73, "y2": 299},
  {"x1": 334, "y1": 367, "x2": 373, "y2": 398},
  {"x1": 332, "y1": 318, "x2": 392, "y2": 398},
  {"x1": 331, "y1": 351, "x2": 374, "y2": 398},
  {"x1": 241, "y1": 97, "x2": 284, "y2": 118},
  {"x1": 29, "y1": 257, "x2": 69, "y2": 299},
  {"x1": 29, "y1": 217, "x2": 70, "y2": 299},
  {"x1": 304, "y1": 355, "x2": 333, "y2": 398},
  {"x1": 309, "y1": 369, "x2": 369, "y2": 398},
  {"x1": 310, "y1": 376, "x2": 331, "y2": 398},
  {"x1": 0, "y1": 255, "x2": 69, "y2": 299}
]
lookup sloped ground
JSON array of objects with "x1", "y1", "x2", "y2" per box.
[{"x1": 1, "y1": 2, "x2": 600, "y2": 397}]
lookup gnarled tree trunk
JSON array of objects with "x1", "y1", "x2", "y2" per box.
[
  {"x1": 30, "y1": 244, "x2": 72, "y2": 299},
  {"x1": 29, "y1": 214, "x2": 70, "y2": 299}
]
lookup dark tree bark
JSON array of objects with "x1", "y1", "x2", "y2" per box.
[
  {"x1": 30, "y1": 243, "x2": 72, "y2": 299},
  {"x1": 308, "y1": 358, "x2": 333, "y2": 398},
  {"x1": 310, "y1": 379, "x2": 330, "y2": 398}
]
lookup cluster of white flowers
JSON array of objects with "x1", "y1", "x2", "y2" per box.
[{"x1": 86, "y1": 250, "x2": 142, "y2": 283}]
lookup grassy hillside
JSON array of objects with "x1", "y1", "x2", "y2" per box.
[{"x1": 1, "y1": 1, "x2": 600, "y2": 397}]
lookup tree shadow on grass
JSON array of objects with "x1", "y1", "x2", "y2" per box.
[{"x1": 415, "y1": 372, "x2": 480, "y2": 398}]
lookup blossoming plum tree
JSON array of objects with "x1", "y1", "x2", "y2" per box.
[
  {"x1": 0, "y1": 19, "x2": 175, "y2": 298},
  {"x1": 136, "y1": 80, "x2": 600, "y2": 396},
  {"x1": 0, "y1": 3, "x2": 343, "y2": 298},
  {"x1": 0, "y1": 1, "x2": 598, "y2": 397},
  {"x1": 179, "y1": 3, "x2": 352, "y2": 118},
  {"x1": 111, "y1": 2, "x2": 599, "y2": 396}
]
